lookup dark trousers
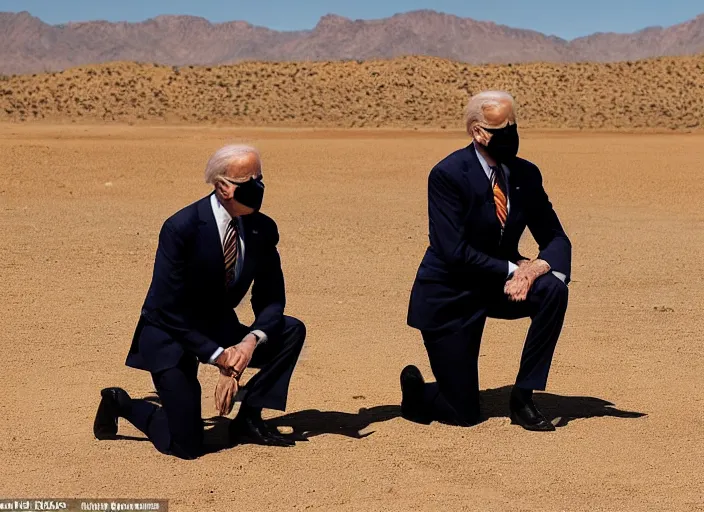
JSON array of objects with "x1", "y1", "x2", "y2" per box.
[
  {"x1": 123, "y1": 316, "x2": 306, "y2": 459},
  {"x1": 420, "y1": 273, "x2": 568, "y2": 426}
]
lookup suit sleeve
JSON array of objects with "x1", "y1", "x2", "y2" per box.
[
  {"x1": 145, "y1": 221, "x2": 221, "y2": 363},
  {"x1": 526, "y1": 167, "x2": 572, "y2": 281},
  {"x1": 250, "y1": 221, "x2": 286, "y2": 338},
  {"x1": 428, "y1": 166, "x2": 509, "y2": 278}
]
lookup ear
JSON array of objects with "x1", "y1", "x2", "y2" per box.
[
  {"x1": 473, "y1": 126, "x2": 490, "y2": 146},
  {"x1": 215, "y1": 179, "x2": 234, "y2": 201}
]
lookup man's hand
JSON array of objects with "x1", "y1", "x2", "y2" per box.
[
  {"x1": 504, "y1": 259, "x2": 551, "y2": 302},
  {"x1": 214, "y1": 372, "x2": 238, "y2": 416},
  {"x1": 214, "y1": 346, "x2": 238, "y2": 374},
  {"x1": 213, "y1": 334, "x2": 257, "y2": 415},
  {"x1": 214, "y1": 334, "x2": 257, "y2": 378},
  {"x1": 230, "y1": 334, "x2": 257, "y2": 376}
]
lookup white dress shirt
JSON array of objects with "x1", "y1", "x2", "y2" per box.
[
  {"x1": 208, "y1": 194, "x2": 268, "y2": 365},
  {"x1": 474, "y1": 147, "x2": 567, "y2": 284}
]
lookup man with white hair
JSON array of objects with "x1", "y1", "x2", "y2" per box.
[
  {"x1": 403, "y1": 91, "x2": 571, "y2": 431},
  {"x1": 93, "y1": 145, "x2": 306, "y2": 457}
]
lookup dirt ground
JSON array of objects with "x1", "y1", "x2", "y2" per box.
[{"x1": 0, "y1": 123, "x2": 702, "y2": 511}]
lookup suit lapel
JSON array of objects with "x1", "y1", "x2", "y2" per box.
[
  {"x1": 196, "y1": 195, "x2": 226, "y2": 292},
  {"x1": 503, "y1": 159, "x2": 526, "y2": 231},
  {"x1": 465, "y1": 143, "x2": 503, "y2": 236},
  {"x1": 465, "y1": 143, "x2": 493, "y2": 197}
]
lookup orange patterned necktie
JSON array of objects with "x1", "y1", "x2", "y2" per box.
[{"x1": 490, "y1": 165, "x2": 508, "y2": 227}]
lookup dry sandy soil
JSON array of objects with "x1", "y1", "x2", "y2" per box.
[
  {"x1": 0, "y1": 123, "x2": 702, "y2": 511},
  {"x1": 2, "y1": 54, "x2": 704, "y2": 130}
]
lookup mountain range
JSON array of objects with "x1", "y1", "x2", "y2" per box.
[{"x1": 1, "y1": 9, "x2": 704, "y2": 75}]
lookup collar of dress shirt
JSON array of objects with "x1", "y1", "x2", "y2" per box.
[
  {"x1": 210, "y1": 193, "x2": 234, "y2": 244},
  {"x1": 473, "y1": 144, "x2": 510, "y2": 183}
]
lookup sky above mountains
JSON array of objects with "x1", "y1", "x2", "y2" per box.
[{"x1": 0, "y1": 0, "x2": 702, "y2": 40}]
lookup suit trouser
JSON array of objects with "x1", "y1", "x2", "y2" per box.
[
  {"x1": 124, "y1": 316, "x2": 306, "y2": 459},
  {"x1": 420, "y1": 273, "x2": 568, "y2": 426}
]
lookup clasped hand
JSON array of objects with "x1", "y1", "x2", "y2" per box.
[
  {"x1": 504, "y1": 259, "x2": 551, "y2": 302},
  {"x1": 213, "y1": 334, "x2": 257, "y2": 416}
]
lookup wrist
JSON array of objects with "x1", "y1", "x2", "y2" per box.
[
  {"x1": 534, "y1": 259, "x2": 551, "y2": 275},
  {"x1": 240, "y1": 335, "x2": 257, "y2": 350},
  {"x1": 214, "y1": 351, "x2": 228, "y2": 367}
]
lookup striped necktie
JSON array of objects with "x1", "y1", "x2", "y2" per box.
[
  {"x1": 490, "y1": 165, "x2": 508, "y2": 227},
  {"x1": 223, "y1": 219, "x2": 239, "y2": 285}
]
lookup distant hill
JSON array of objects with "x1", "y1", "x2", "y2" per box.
[
  {"x1": 1, "y1": 10, "x2": 704, "y2": 75},
  {"x1": 2, "y1": 55, "x2": 702, "y2": 130}
]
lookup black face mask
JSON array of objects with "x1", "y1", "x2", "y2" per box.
[
  {"x1": 233, "y1": 176, "x2": 265, "y2": 211},
  {"x1": 482, "y1": 123, "x2": 520, "y2": 163}
]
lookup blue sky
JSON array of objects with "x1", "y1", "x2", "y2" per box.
[{"x1": 1, "y1": 0, "x2": 702, "y2": 40}]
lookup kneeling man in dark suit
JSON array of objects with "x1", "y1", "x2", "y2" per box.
[
  {"x1": 94, "y1": 145, "x2": 305, "y2": 458},
  {"x1": 403, "y1": 91, "x2": 571, "y2": 431}
]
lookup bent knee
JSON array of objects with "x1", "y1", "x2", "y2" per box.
[
  {"x1": 538, "y1": 273, "x2": 569, "y2": 298},
  {"x1": 285, "y1": 316, "x2": 307, "y2": 340},
  {"x1": 170, "y1": 439, "x2": 203, "y2": 460}
]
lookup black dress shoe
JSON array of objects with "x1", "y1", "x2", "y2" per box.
[
  {"x1": 229, "y1": 410, "x2": 295, "y2": 447},
  {"x1": 93, "y1": 387, "x2": 131, "y2": 440},
  {"x1": 509, "y1": 396, "x2": 556, "y2": 432},
  {"x1": 400, "y1": 365, "x2": 431, "y2": 424}
]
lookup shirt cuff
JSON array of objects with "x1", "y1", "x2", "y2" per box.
[
  {"x1": 507, "y1": 261, "x2": 518, "y2": 277},
  {"x1": 208, "y1": 346, "x2": 225, "y2": 365},
  {"x1": 250, "y1": 330, "x2": 268, "y2": 346},
  {"x1": 552, "y1": 271, "x2": 567, "y2": 283}
]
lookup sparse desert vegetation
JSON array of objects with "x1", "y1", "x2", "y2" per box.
[{"x1": 1, "y1": 55, "x2": 703, "y2": 130}]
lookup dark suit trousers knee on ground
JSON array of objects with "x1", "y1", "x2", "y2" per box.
[
  {"x1": 124, "y1": 354, "x2": 204, "y2": 460},
  {"x1": 420, "y1": 273, "x2": 569, "y2": 426},
  {"x1": 122, "y1": 315, "x2": 306, "y2": 459}
]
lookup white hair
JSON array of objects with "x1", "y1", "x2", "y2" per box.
[
  {"x1": 464, "y1": 91, "x2": 516, "y2": 134},
  {"x1": 204, "y1": 144, "x2": 261, "y2": 184}
]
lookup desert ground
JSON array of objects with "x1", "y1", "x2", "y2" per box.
[{"x1": 0, "y1": 123, "x2": 702, "y2": 511}]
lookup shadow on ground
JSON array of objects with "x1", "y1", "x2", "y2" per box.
[
  {"x1": 198, "y1": 385, "x2": 644, "y2": 452},
  {"x1": 479, "y1": 385, "x2": 646, "y2": 428}
]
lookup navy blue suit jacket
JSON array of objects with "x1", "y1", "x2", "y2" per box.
[
  {"x1": 125, "y1": 194, "x2": 286, "y2": 373},
  {"x1": 407, "y1": 143, "x2": 571, "y2": 333}
]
